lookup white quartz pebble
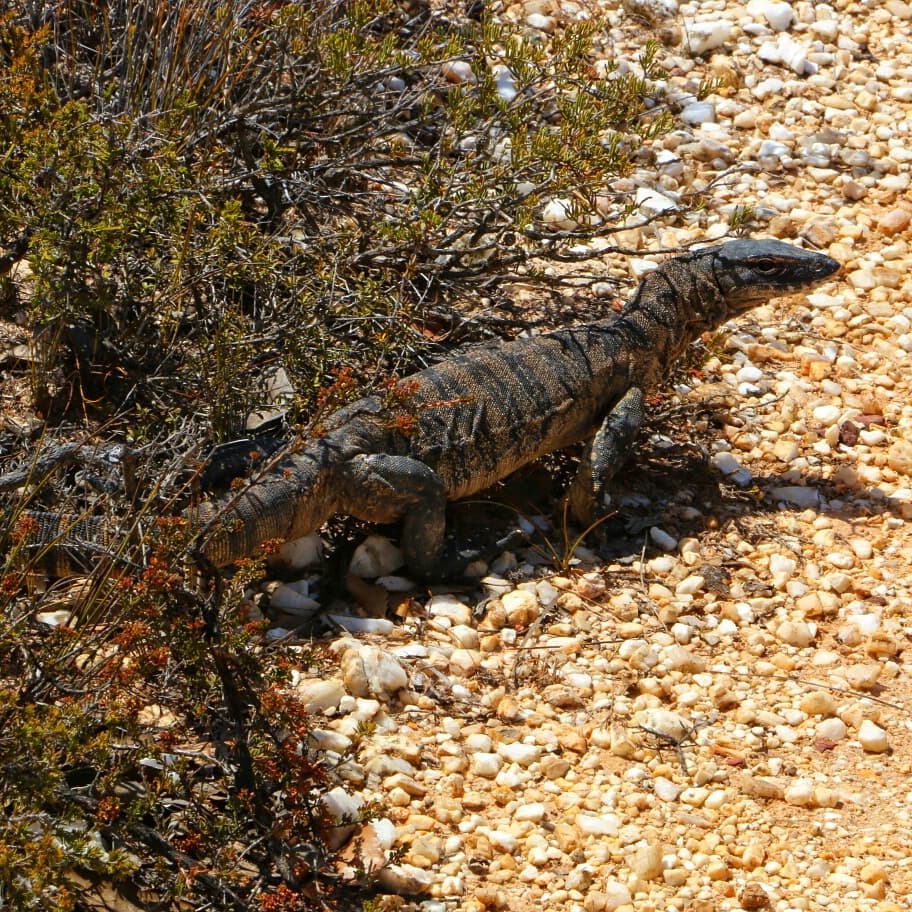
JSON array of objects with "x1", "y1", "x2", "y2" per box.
[
  {"x1": 858, "y1": 720, "x2": 889, "y2": 754},
  {"x1": 684, "y1": 19, "x2": 733, "y2": 56}
]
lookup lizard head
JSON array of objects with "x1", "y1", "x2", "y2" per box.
[{"x1": 710, "y1": 239, "x2": 840, "y2": 314}]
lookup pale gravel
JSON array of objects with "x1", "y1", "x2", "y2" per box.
[{"x1": 292, "y1": 0, "x2": 912, "y2": 909}]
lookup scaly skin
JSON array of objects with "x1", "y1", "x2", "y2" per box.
[{"x1": 6, "y1": 240, "x2": 840, "y2": 578}]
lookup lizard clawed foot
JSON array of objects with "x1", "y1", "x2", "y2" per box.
[{"x1": 412, "y1": 525, "x2": 530, "y2": 582}]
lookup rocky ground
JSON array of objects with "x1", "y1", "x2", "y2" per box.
[
  {"x1": 276, "y1": 0, "x2": 912, "y2": 910},
  {"x1": 7, "y1": 0, "x2": 912, "y2": 909}
]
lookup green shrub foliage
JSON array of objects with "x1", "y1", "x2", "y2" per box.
[{"x1": 1, "y1": 0, "x2": 668, "y2": 431}]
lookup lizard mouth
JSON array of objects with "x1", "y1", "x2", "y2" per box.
[{"x1": 781, "y1": 252, "x2": 841, "y2": 290}]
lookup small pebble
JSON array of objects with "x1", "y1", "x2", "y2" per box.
[
  {"x1": 711, "y1": 450, "x2": 753, "y2": 485},
  {"x1": 541, "y1": 198, "x2": 578, "y2": 230},
  {"x1": 816, "y1": 717, "x2": 847, "y2": 741},
  {"x1": 680, "y1": 101, "x2": 716, "y2": 125},
  {"x1": 878, "y1": 207, "x2": 912, "y2": 235},
  {"x1": 776, "y1": 619, "x2": 815, "y2": 648},
  {"x1": 683, "y1": 19, "x2": 732, "y2": 56},
  {"x1": 753, "y1": 0, "x2": 796, "y2": 30},
  {"x1": 271, "y1": 533, "x2": 323, "y2": 571},
  {"x1": 340, "y1": 645, "x2": 408, "y2": 701},
  {"x1": 857, "y1": 719, "x2": 889, "y2": 753},
  {"x1": 35, "y1": 610, "x2": 72, "y2": 627},
  {"x1": 377, "y1": 864, "x2": 434, "y2": 895},
  {"x1": 295, "y1": 678, "x2": 347, "y2": 713},
  {"x1": 812, "y1": 404, "x2": 841, "y2": 425},
  {"x1": 441, "y1": 61, "x2": 476, "y2": 84},
  {"x1": 784, "y1": 778, "x2": 815, "y2": 806},
  {"x1": 471, "y1": 753, "x2": 503, "y2": 778},
  {"x1": 887, "y1": 439, "x2": 912, "y2": 476},
  {"x1": 526, "y1": 12, "x2": 556, "y2": 31},
  {"x1": 513, "y1": 802, "x2": 546, "y2": 822},
  {"x1": 845, "y1": 663, "x2": 882, "y2": 691},
  {"x1": 492, "y1": 64, "x2": 518, "y2": 102},
  {"x1": 268, "y1": 583, "x2": 321, "y2": 615},
  {"x1": 602, "y1": 881, "x2": 633, "y2": 911},
  {"x1": 799, "y1": 691, "x2": 837, "y2": 717},
  {"x1": 577, "y1": 813, "x2": 621, "y2": 836},
  {"x1": 654, "y1": 776, "x2": 681, "y2": 801},
  {"x1": 770, "y1": 485, "x2": 822, "y2": 509},
  {"x1": 349, "y1": 535, "x2": 404, "y2": 577},
  {"x1": 849, "y1": 538, "x2": 873, "y2": 560},
  {"x1": 501, "y1": 589, "x2": 541, "y2": 626},
  {"x1": 635, "y1": 708, "x2": 690, "y2": 741},
  {"x1": 632, "y1": 843, "x2": 664, "y2": 880},
  {"x1": 497, "y1": 741, "x2": 542, "y2": 766},
  {"x1": 635, "y1": 186, "x2": 678, "y2": 216},
  {"x1": 427, "y1": 594, "x2": 473, "y2": 626},
  {"x1": 649, "y1": 526, "x2": 678, "y2": 551}
]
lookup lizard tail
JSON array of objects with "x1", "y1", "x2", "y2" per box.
[
  {"x1": 2, "y1": 508, "x2": 133, "y2": 577},
  {"x1": 190, "y1": 455, "x2": 330, "y2": 569}
]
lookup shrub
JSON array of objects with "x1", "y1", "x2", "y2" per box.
[{"x1": 1, "y1": 0, "x2": 670, "y2": 431}]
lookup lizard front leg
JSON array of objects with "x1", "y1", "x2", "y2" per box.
[
  {"x1": 338, "y1": 453, "x2": 448, "y2": 578},
  {"x1": 568, "y1": 386, "x2": 645, "y2": 527}
]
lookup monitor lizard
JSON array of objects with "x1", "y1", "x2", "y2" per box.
[{"x1": 5, "y1": 239, "x2": 840, "y2": 579}]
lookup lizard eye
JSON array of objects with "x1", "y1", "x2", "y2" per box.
[{"x1": 752, "y1": 257, "x2": 779, "y2": 274}]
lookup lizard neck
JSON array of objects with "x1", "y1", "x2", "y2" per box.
[{"x1": 602, "y1": 257, "x2": 727, "y2": 387}]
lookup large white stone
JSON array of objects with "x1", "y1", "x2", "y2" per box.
[
  {"x1": 711, "y1": 451, "x2": 753, "y2": 486},
  {"x1": 492, "y1": 64, "x2": 518, "y2": 102},
  {"x1": 602, "y1": 881, "x2": 633, "y2": 910},
  {"x1": 471, "y1": 752, "x2": 503, "y2": 778},
  {"x1": 541, "y1": 198, "x2": 578, "y2": 230},
  {"x1": 758, "y1": 34, "x2": 818, "y2": 75},
  {"x1": 577, "y1": 813, "x2": 621, "y2": 836},
  {"x1": 680, "y1": 101, "x2": 716, "y2": 125},
  {"x1": 327, "y1": 615, "x2": 395, "y2": 635},
  {"x1": 635, "y1": 708, "x2": 690, "y2": 741},
  {"x1": 427, "y1": 594, "x2": 473, "y2": 626},
  {"x1": 770, "y1": 485, "x2": 822, "y2": 509},
  {"x1": 321, "y1": 786, "x2": 364, "y2": 848}
]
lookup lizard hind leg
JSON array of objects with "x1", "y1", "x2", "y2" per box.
[
  {"x1": 568, "y1": 386, "x2": 646, "y2": 528},
  {"x1": 338, "y1": 453, "x2": 448, "y2": 579}
]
